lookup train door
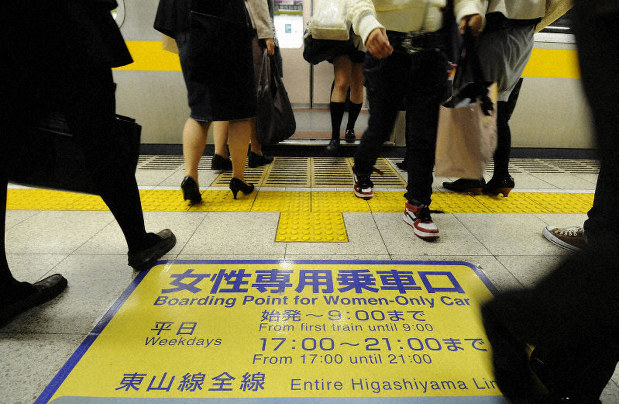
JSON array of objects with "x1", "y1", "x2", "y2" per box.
[{"x1": 273, "y1": 0, "x2": 368, "y2": 140}]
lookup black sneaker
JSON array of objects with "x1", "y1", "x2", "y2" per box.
[{"x1": 353, "y1": 165, "x2": 383, "y2": 200}]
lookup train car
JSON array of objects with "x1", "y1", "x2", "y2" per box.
[{"x1": 112, "y1": 0, "x2": 593, "y2": 155}]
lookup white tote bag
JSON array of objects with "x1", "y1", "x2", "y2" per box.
[{"x1": 310, "y1": 0, "x2": 350, "y2": 40}]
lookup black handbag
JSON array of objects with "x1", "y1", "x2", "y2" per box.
[
  {"x1": 255, "y1": 49, "x2": 296, "y2": 145},
  {"x1": 6, "y1": 114, "x2": 141, "y2": 195}
]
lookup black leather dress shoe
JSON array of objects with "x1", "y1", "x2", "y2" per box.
[
  {"x1": 0, "y1": 274, "x2": 68, "y2": 326},
  {"x1": 325, "y1": 138, "x2": 340, "y2": 155},
  {"x1": 128, "y1": 229, "x2": 176, "y2": 271},
  {"x1": 344, "y1": 128, "x2": 356, "y2": 143},
  {"x1": 442, "y1": 178, "x2": 486, "y2": 194}
]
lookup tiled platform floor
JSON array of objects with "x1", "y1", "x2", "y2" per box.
[{"x1": 1, "y1": 156, "x2": 616, "y2": 403}]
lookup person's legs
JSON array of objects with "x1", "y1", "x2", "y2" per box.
[
  {"x1": 211, "y1": 121, "x2": 232, "y2": 171},
  {"x1": 228, "y1": 118, "x2": 253, "y2": 183},
  {"x1": 183, "y1": 118, "x2": 211, "y2": 183},
  {"x1": 344, "y1": 62, "x2": 364, "y2": 142},
  {"x1": 401, "y1": 50, "x2": 447, "y2": 241},
  {"x1": 575, "y1": 4, "x2": 619, "y2": 250},
  {"x1": 326, "y1": 55, "x2": 353, "y2": 155},
  {"x1": 227, "y1": 118, "x2": 255, "y2": 198}
]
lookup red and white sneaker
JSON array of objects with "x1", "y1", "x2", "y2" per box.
[
  {"x1": 353, "y1": 165, "x2": 383, "y2": 200},
  {"x1": 403, "y1": 200, "x2": 439, "y2": 241}
]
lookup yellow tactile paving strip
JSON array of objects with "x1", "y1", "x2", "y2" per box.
[
  {"x1": 6, "y1": 188, "x2": 594, "y2": 243},
  {"x1": 6, "y1": 158, "x2": 595, "y2": 242}
]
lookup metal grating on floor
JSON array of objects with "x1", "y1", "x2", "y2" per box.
[
  {"x1": 370, "y1": 158, "x2": 408, "y2": 188},
  {"x1": 312, "y1": 157, "x2": 353, "y2": 187},
  {"x1": 210, "y1": 157, "x2": 406, "y2": 188},
  {"x1": 138, "y1": 155, "x2": 184, "y2": 170},
  {"x1": 211, "y1": 163, "x2": 269, "y2": 187},
  {"x1": 263, "y1": 157, "x2": 311, "y2": 187},
  {"x1": 545, "y1": 159, "x2": 600, "y2": 174},
  {"x1": 510, "y1": 159, "x2": 563, "y2": 174}
]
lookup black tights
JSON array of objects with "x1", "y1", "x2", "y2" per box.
[{"x1": 493, "y1": 78, "x2": 523, "y2": 178}]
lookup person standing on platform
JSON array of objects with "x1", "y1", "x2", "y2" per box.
[
  {"x1": 324, "y1": 30, "x2": 366, "y2": 156},
  {"x1": 211, "y1": 0, "x2": 277, "y2": 171},
  {"x1": 155, "y1": 0, "x2": 258, "y2": 204},
  {"x1": 0, "y1": 0, "x2": 176, "y2": 326},
  {"x1": 481, "y1": 2, "x2": 619, "y2": 402},
  {"x1": 443, "y1": 0, "x2": 549, "y2": 197},
  {"x1": 347, "y1": 0, "x2": 485, "y2": 241}
]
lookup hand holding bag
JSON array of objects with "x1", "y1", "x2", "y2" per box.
[
  {"x1": 434, "y1": 31, "x2": 498, "y2": 179},
  {"x1": 256, "y1": 49, "x2": 296, "y2": 145}
]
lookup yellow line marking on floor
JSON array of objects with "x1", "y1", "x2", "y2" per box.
[{"x1": 7, "y1": 188, "x2": 593, "y2": 242}]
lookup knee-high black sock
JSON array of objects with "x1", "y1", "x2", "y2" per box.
[
  {"x1": 346, "y1": 102, "x2": 363, "y2": 130},
  {"x1": 329, "y1": 102, "x2": 346, "y2": 140}
]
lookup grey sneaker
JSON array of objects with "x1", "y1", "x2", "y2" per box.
[{"x1": 542, "y1": 226, "x2": 586, "y2": 251}]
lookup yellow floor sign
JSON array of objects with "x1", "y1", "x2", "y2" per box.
[{"x1": 38, "y1": 260, "x2": 508, "y2": 403}]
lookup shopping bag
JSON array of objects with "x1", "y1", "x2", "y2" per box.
[
  {"x1": 435, "y1": 82, "x2": 498, "y2": 178},
  {"x1": 161, "y1": 33, "x2": 178, "y2": 54},
  {"x1": 434, "y1": 30, "x2": 498, "y2": 179},
  {"x1": 6, "y1": 114, "x2": 141, "y2": 194},
  {"x1": 309, "y1": 0, "x2": 350, "y2": 40},
  {"x1": 255, "y1": 49, "x2": 296, "y2": 145}
]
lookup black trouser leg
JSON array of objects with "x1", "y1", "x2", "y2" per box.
[{"x1": 61, "y1": 68, "x2": 148, "y2": 252}]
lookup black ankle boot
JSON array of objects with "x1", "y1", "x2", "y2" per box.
[
  {"x1": 325, "y1": 138, "x2": 340, "y2": 155},
  {"x1": 181, "y1": 176, "x2": 202, "y2": 204}
]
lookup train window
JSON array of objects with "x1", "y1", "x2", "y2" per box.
[{"x1": 273, "y1": 0, "x2": 304, "y2": 48}]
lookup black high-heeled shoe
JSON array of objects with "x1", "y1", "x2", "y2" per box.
[
  {"x1": 211, "y1": 154, "x2": 232, "y2": 171},
  {"x1": 229, "y1": 177, "x2": 254, "y2": 199},
  {"x1": 483, "y1": 175, "x2": 515, "y2": 197},
  {"x1": 181, "y1": 176, "x2": 202, "y2": 204}
]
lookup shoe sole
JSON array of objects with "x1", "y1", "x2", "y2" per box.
[
  {"x1": 403, "y1": 212, "x2": 439, "y2": 241},
  {"x1": 542, "y1": 226, "x2": 582, "y2": 252},
  {"x1": 353, "y1": 186, "x2": 373, "y2": 200}
]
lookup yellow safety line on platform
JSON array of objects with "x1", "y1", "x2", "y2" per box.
[
  {"x1": 115, "y1": 41, "x2": 581, "y2": 79},
  {"x1": 7, "y1": 189, "x2": 593, "y2": 243}
]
